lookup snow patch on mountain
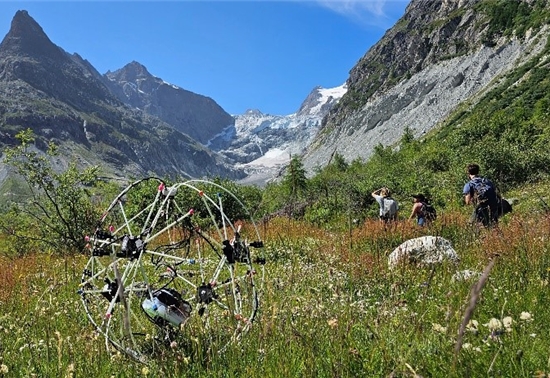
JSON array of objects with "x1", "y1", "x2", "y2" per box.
[{"x1": 298, "y1": 84, "x2": 347, "y2": 117}]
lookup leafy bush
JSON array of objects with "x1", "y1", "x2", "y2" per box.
[{"x1": 2, "y1": 129, "x2": 103, "y2": 254}]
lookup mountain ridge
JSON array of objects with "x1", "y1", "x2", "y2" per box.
[
  {"x1": 104, "y1": 61, "x2": 235, "y2": 145},
  {"x1": 217, "y1": 84, "x2": 347, "y2": 185},
  {"x1": 0, "y1": 10, "x2": 243, "y2": 186}
]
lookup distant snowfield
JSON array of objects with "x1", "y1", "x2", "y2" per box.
[
  {"x1": 240, "y1": 147, "x2": 290, "y2": 168},
  {"x1": 235, "y1": 147, "x2": 291, "y2": 186}
]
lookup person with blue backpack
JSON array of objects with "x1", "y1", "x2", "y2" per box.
[{"x1": 463, "y1": 163, "x2": 499, "y2": 227}]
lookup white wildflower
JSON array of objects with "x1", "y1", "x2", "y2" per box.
[
  {"x1": 466, "y1": 319, "x2": 479, "y2": 332},
  {"x1": 485, "y1": 318, "x2": 502, "y2": 331},
  {"x1": 520, "y1": 312, "x2": 533, "y2": 321},
  {"x1": 432, "y1": 323, "x2": 447, "y2": 333},
  {"x1": 502, "y1": 316, "x2": 513, "y2": 332}
]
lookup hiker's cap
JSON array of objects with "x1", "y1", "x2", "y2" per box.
[{"x1": 412, "y1": 193, "x2": 426, "y2": 202}]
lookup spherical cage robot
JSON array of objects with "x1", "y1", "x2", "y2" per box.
[{"x1": 78, "y1": 178, "x2": 266, "y2": 362}]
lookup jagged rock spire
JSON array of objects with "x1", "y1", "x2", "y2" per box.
[{"x1": 0, "y1": 10, "x2": 64, "y2": 60}]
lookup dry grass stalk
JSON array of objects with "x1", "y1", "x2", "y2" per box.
[{"x1": 453, "y1": 257, "x2": 497, "y2": 362}]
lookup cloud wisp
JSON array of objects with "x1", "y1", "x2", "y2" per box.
[{"x1": 314, "y1": 0, "x2": 409, "y2": 29}]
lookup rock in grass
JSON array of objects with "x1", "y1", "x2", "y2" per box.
[{"x1": 388, "y1": 236, "x2": 459, "y2": 268}]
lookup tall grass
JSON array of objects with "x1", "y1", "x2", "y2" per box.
[{"x1": 1, "y1": 209, "x2": 549, "y2": 377}]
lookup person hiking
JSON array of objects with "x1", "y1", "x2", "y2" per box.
[
  {"x1": 463, "y1": 163, "x2": 499, "y2": 228},
  {"x1": 409, "y1": 194, "x2": 437, "y2": 226},
  {"x1": 410, "y1": 193, "x2": 427, "y2": 226},
  {"x1": 371, "y1": 187, "x2": 399, "y2": 222}
]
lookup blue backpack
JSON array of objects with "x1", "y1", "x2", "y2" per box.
[{"x1": 470, "y1": 177, "x2": 497, "y2": 206}]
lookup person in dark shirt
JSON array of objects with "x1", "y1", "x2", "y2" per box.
[{"x1": 462, "y1": 163, "x2": 498, "y2": 227}]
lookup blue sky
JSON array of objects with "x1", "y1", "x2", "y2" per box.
[{"x1": 0, "y1": 1, "x2": 410, "y2": 116}]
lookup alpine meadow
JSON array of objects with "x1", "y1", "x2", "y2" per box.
[{"x1": 2, "y1": 1, "x2": 550, "y2": 377}]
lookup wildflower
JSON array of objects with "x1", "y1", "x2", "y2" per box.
[
  {"x1": 485, "y1": 318, "x2": 502, "y2": 331},
  {"x1": 170, "y1": 341, "x2": 177, "y2": 349},
  {"x1": 141, "y1": 366, "x2": 149, "y2": 376},
  {"x1": 327, "y1": 318, "x2": 338, "y2": 328},
  {"x1": 432, "y1": 323, "x2": 447, "y2": 333},
  {"x1": 520, "y1": 312, "x2": 533, "y2": 321},
  {"x1": 0, "y1": 364, "x2": 8, "y2": 374},
  {"x1": 466, "y1": 319, "x2": 479, "y2": 332},
  {"x1": 502, "y1": 316, "x2": 513, "y2": 332},
  {"x1": 462, "y1": 343, "x2": 472, "y2": 350}
]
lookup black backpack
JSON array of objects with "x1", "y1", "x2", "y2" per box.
[
  {"x1": 421, "y1": 202, "x2": 437, "y2": 221},
  {"x1": 497, "y1": 196, "x2": 513, "y2": 217}
]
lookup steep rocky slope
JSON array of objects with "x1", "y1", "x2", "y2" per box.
[{"x1": 302, "y1": 0, "x2": 550, "y2": 173}]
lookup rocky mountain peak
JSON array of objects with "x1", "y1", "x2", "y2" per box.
[
  {"x1": 405, "y1": 0, "x2": 479, "y2": 21},
  {"x1": 0, "y1": 10, "x2": 63, "y2": 61},
  {"x1": 105, "y1": 61, "x2": 234, "y2": 145},
  {"x1": 296, "y1": 84, "x2": 346, "y2": 118},
  {"x1": 244, "y1": 109, "x2": 263, "y2": 116},
  {"x1": 0, "y1": 11, "x2": 119, "y2": 111},
  {"x1": 107, "y1": 61, "x2": 153, "y2": 82}
]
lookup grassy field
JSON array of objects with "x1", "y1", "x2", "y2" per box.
[{"x1": 1, "y1": 206, "x2": 550, "y2": 377}]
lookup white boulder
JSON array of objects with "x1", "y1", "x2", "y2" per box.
[{"x1": 388, "y1": 236, "x2": 459, "y2": 268}]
